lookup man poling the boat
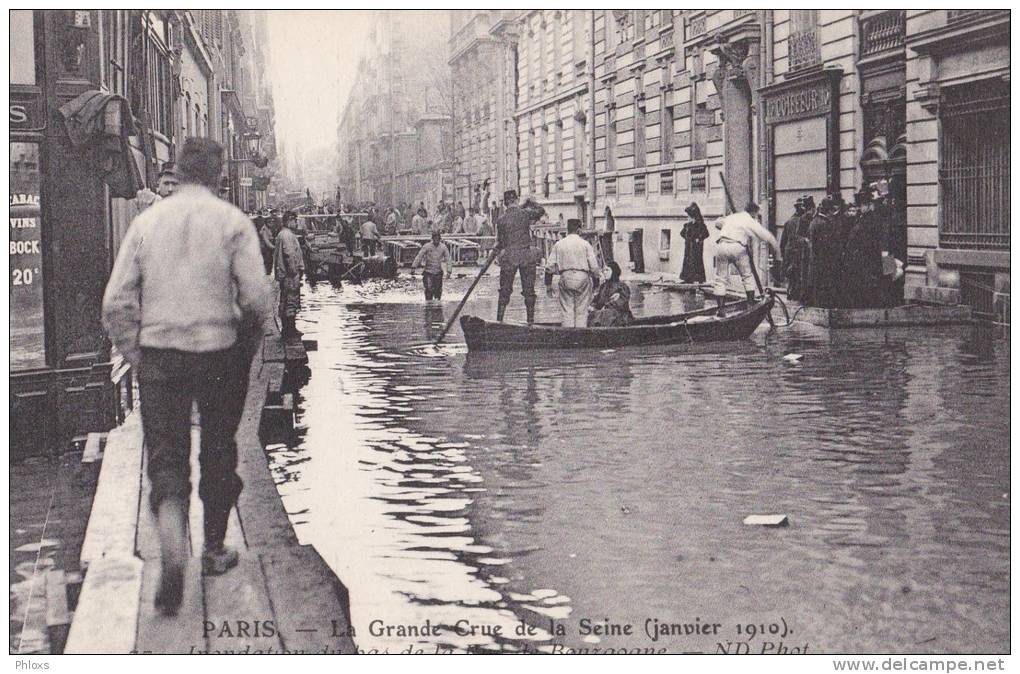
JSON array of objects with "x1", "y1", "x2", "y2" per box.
[
  {"x1": 710, "y1": 202, "x2": 781, "y2": 315},
  {"x1": 547, "y1": 218, "x2": 601, "y2": 328},
  {"x1": 494, "y1": 189, "x2": 544, "y2": 323}
]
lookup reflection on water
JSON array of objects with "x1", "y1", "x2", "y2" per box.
[{"x1": 267, "y1": 275, "x2": 1009, "y2": 654}]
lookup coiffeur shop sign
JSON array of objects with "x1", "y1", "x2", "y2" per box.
[{"x1": 763, "y1": 81, "x2": 832, "y2": 125}]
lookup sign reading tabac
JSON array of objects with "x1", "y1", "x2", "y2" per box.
[{"x1": 764, "y1": 81, "x2": 832, "y2": 125}]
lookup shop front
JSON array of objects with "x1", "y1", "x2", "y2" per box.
[
  {"x1": 760, "y1": 69, "x2": 842, "y2": 241},
  {"x1": 10, "y1": 11, "x2": 122, "y2": 459}
]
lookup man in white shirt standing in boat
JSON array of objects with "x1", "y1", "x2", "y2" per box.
[
  {"x1": 711, "y1": 202, "x2": 781, "y2": 314},
  {"x1": 547, "y1": 219, "x2": 601, "y2": 327}
]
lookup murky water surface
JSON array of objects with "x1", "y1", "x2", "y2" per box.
[{"x1": 266, "y1": 273, "x2": 1009, "y2": 654}]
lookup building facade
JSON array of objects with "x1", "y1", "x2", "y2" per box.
[
  {"x1": 9, "y1": 10, "x2": 277, "y2": 458},
  {"x1": 515, "y1": 9, "x2": 595, "y2": 224},
  {"x1": 336, "y1": 11, "x2": 451, "y2": 209},
  {"x1": 579, "y1": 9, "x2": 1008, "y2": 321},
  {"x1": 449, "y1": 10, "x2": 522, "y2": 214},
  {"x1": 903, "y1": 10, "x2": 1009, "y2": 321}
]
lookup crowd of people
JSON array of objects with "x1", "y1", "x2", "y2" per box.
[{"x1": 780, "y1": 182, "x2": 905, "y2": 309}]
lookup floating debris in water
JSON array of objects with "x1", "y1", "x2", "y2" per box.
[
  {"x1": 782, "y1": 353, "x2": 803, "y2": 363},
  {"x1": 743, "y1": 514, "x2": 789, "y2": 527},
  {"x1": 600, "y1": 349, "x2": 616, "y2": 354}
]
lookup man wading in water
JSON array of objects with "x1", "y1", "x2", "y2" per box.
[{"x1": 102, "y1": 138, "x2": 272, "y2": 615}]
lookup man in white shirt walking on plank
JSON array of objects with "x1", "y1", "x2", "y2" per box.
[
  {"x1": 711, "y1": 201, "x2": 781, "y2": 314},
  {"x1": 102, "y1": 138, "x2": 272, "y2": 616},
  {"x1": 547, "y1": 219, "x2": 601, "y2": 327}
]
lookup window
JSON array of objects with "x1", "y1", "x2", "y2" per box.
[
  {"x1": 135, "y1": 13, "x2": 174, "y2": 138},
  {"x1": 660, "y1": 171, "x2": 674, "y2": 194},
  {"x1": 939, "y1": 80, "x2": 1009, "y2": 250},
  {"x1": 661, "y1": 103, "x2": 674, "y2": 162},
  {"x1": 102, "y1": 10, "x2": 128, "y2": 95},
  {"x1": 606, "y1": 178, "x2": 617, "y2": 196},
  {"x1": 660, "y1": 228, "x2": 671, "y2": 250},
  {"x1": 634, "y1": 82, "x2": 646, "y2": 168},
  {"x1": 634, "y1": 174, "x2": 646, "y2": 196},
  {"x1": 691, "y1": 166, "x2": 706, "y2": 192},
  {"x1": 606, "y1": 100, "x2": 617, "y2": 172},
  {"x1": 788, "y1": 10, "x2": 819, "y2": 71},
  {"x1": 10, "y1": 142, "x2": 46, "y2": 370},
  {"x1": 554, "y1": 120, "x2": 563, "y2": 187},
  {"x1": 10, "y1": 10, "x2": 36, "y2": 85}
]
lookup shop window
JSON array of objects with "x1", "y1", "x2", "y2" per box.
[
  {"x1": 660, "y1": 171, "x2": 674, "y2": 195},
  {"x1": 939, "y1": 80, "x2": 1010, "y2": 250},
  {"x1": 10, "y1": 142, "x2": 46, "y2": 370},
  {"x1": 634, "y1": 174, "x2": 646, "y2": 196}
]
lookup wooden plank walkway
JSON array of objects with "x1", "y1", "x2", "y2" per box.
[{"x1": 64, "y1": 320, "x2": 356, "y2": 654}]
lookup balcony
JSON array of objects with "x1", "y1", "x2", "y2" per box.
[
  {"x1": 860, "y1": 10, "x2": 905, "y2": 58},
  {"x1": 787, "y1": 28, "x2": 820, "y2": 71}
]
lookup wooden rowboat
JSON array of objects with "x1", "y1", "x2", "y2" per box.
[{"x1": 459, "y1": 292, "x2": 775, "y2": 352}]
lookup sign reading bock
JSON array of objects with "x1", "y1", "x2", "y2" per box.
[{"x1": 10, "y1": 141, "x2": 46, "y2": 369}]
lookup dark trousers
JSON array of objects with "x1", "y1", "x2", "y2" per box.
[
  {"x1": 422, "y1": 271, "x2": 444, "y2": 300},
  {"x1": 139, "y1": 344, "x2": 250, "y2": 548},
  {"x1": 260, "y1": 248, "x2": 274, "y2": 275},
  {"x1": 362, "y1": 239, "x2": 378, "y2": 257},
  {"x1": 498, "y1": 262, "x2": 537, "y2": 303}
]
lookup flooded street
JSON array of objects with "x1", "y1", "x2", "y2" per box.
[{"x1": 267, "y1": 273, "x2": 1009, "y2": 654}]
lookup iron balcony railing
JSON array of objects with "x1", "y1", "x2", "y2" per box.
[
  {"x1": 860, "y1": 10, "x2": 905, "y2": 57},
  {"x1": 788, "y1": 28, "x2": 820, "y2": 71}
]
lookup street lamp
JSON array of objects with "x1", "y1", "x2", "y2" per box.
[{"x1": 244, "y1": 132, "x2": 262, "y2": 158}]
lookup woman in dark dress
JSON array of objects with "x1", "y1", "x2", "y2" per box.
[{"x1": 679, "y1": 202, "x2": 710, "y2": 283}]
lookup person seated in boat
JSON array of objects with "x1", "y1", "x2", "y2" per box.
[
  {"x1": 588, "y1": 261, "x2": 634, "y2": 327},
  {"x1": 547, "y1": 219, "x2": 601, "y2": 328}
]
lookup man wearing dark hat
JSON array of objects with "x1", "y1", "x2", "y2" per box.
[
  {"x1": 839, "y1": 186, "x2": 885, "y2": 308},
  {"x1": 274, "y1": 210, "x2": 305, "y2": 337},
  {"x1": 781, "y1": 198, "x2": 806, "y2": 299},
  {"x1": 494, "y1": 189, "x2": 543, "y2": 323},
  {"x1": 156, "y1": 162, "x2": 179, "y2": 198},
  {"x1": 806, "y1": 194, "x2": 846, "y2": 307},
  {"x1": 790, "y1": 195, "x2": 815, "y2": 302}
]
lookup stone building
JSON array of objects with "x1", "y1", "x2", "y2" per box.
[
  {"x1": 449, "y1": 10, "x2": 522, "y2": 214},
  {"x1": 514, "y1": 9, "x2": 595, "y2": 224},
  {"x1": 336, "y1": 11, "x2": 451, "y2": 208},
  {"x1": 903, "y1": 10, "x2": 1009, "y2": 322},
  {"x1": 9, "y1": 10, "x2": 277, "y2": 458},
  {"x1": 591, "y1": 10, "x2": 738, "y2": 277}
]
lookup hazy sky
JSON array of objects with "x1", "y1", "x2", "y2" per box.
[{"x1": 266, "y1": 11, "x2": 373, "y2": 164}]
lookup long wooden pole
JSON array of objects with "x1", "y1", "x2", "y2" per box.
[{"x1": 434, "y1": 251, "x2": 498, "y2": 345}]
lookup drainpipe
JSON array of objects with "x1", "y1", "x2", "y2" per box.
[
  {"x1": 760, "y1": 10, "x2": 774, "y2": 212},
  {"x1": 587, "y1": 10, "x2": 597, "y2": 229}
]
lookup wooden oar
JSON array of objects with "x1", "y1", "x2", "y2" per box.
[{"x1": 434, "y1": 250, "x2": 498, "y2": 345}]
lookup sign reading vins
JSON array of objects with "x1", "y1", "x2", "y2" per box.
[
  {"x1": 764, "y1": 82, "x2": 832, "y2": 124},
  {"x1": 10, "y1": 141, "x2": 46, "y2": 369}
]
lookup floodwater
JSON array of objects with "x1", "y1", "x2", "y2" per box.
[{"x1": 266, "y1": 272, "x2": 1009, "y2": 654}]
